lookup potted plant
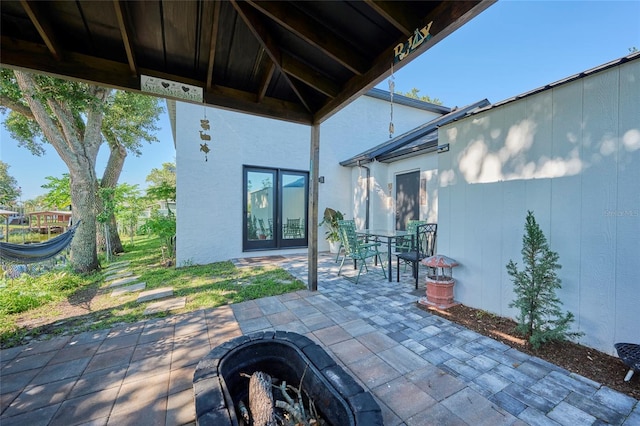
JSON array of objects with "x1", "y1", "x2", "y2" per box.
[{"x1": 319, "y1": 207, "x2": 344, "y2": 253}]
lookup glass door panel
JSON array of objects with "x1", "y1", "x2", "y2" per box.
[
  {"x1": 243, "y1": 167, "x2": 307, "y2": 251},
  {"x1": 245, "y1": 169, "x2": 275, "y2": 249},
  {"x1": 281, "y1": 172, "x2": 307, "y2": 241}
]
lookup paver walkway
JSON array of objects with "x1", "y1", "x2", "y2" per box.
[{"x1": 0, "y1": 253, "x2": 637, "y2": 425}]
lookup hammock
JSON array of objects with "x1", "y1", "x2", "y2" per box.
[{"x1": 0, "y1": 221, "x2": 81, "y2": 264}]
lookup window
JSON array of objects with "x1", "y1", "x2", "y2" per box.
[{"x1": 243, "y1": 166, "x2": 308, "y2": 251}]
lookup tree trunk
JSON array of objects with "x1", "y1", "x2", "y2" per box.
[
  {"x1": 13, "y1": 71, "x2": 108, "y2": 273},
  {"x1": 69, "y1": 167, "x2": 100, "y2": 272},
  {"x1": 97, "y1": 142, "x2": 127, "y2": 253}
]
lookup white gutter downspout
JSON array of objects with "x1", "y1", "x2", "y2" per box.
[{"x1": 358, "y1": 161, "x2": 370, "y2": 229}]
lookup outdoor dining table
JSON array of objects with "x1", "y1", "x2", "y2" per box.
[{"x1": 357, "y1": 228, "x2": 410, "y2": 282}]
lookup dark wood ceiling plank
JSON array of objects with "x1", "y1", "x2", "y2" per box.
[
  {"x1": 125, "y1": 2, "x2": 164, "y2": 70},
  {"x1": 281, "y1": 52, "x2": 339, "y2": 98},
  {"x1": 206, "y1": 1, "x2": 222, "y2": 91},
  {"x1": 161, "y1": 1, "x2": 200, "y2": 71},
  {"x1": 363, "y1": 0, "x2": 412, "y2": 36},
  {"x1": 19, "y1": 0, "x2": 61, "y2": 60},
  {"x1": 112, "y1": 0, "x2": 137, "y2": 77},
  {"x1": 314, "y1": 0, "x2": 492, "y2": 123},
  {"x1": 230, "y1": 0, "x2": 311, "y2": 112},
  {"x1": 246, "y1": 0, "x2": 367, "y2": 76}
]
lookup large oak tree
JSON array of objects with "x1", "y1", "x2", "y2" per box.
[{"x1": 0, "y1": 69, "x2": 162, "y2": 272}]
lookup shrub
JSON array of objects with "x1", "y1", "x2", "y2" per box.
[
  {"x1": 506, "y1": 211, "x2": 582, "y2": 349},
  {"x1": 141, "y1": 212, "x2": 176, "y2": 259}
]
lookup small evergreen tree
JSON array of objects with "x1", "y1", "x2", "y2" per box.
[{"x1": 507, "y1": 211, "x2": 581, "y2": 349}]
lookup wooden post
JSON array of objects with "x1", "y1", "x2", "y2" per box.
[{"x1": 308, "y1": 123, "x2": 320, "y2": 291}]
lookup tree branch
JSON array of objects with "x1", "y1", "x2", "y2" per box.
[
  {"x1": 0, "y1": 95, "x2": 35, "y2": 120},
  {"x1": 13, "y1": 71, "x2": 70, "y2": 163},
  {"x1": 46, "y1": 98, "x2": 82, "y2": 152}
]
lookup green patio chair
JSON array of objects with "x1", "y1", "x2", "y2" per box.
[
  {"x1": 284, "y1": 218, "x2": 303, "y2": 238},
  {"x1": 332, "y1": 219, "x2": 354, "y2": 262},
  {"x1": 337, "y1": 220, "x2": 386, "y2": 284},
  {"x1": 394, "y1": 220, "x2": 427, "y2": 253}
]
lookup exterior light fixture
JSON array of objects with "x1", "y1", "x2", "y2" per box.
[{"x1": 437, "y1": 144, "x2": 449, "y2": 153}]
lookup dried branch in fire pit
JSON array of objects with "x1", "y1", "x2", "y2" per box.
[
  {"x1": 240, "y1": 366, "x2": 325, "y2": 426},
  {"x1": 248, "y1": 371, "x2": 278, "y2": 426}
]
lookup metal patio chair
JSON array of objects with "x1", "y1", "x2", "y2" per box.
[
  {"x1": 337, "y1": 220, "x2": 386, "y2": 284},
  {"x1": 395, "y1": 223, "x2": 437, "y2": 289}
]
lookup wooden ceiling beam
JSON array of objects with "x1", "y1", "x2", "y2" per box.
[
  {"x1": 246, "y1": 0, "x2": 368, "y2": 76},
  {"x1": 257, "y1": 61, "x2": 275, "y2": 102},
  {"x1": 231, "y1": 0, "x2": 311, "y2": 112},
  {"x1": 0, "y1": 36, "x2": 313, "y2": 124},
  {"x1": 19, "y1": 0, "x2": 61, "y2": 60},
  {"x1": 206, "y1": 84, "x2": 311, "y2": 124},
  {"x1": 0, "y1": 36, "x2": 136, "y2": 88},
  {"x1": 363, "y1": 0, "x2": 413, "y2": 36},
  {"x1": 113, "y1": 0, "x2": 137, "y2": 77},
  {"x1": 315, "y1": 1, "x2": 493, "y2": 123},
  {"x1": 205, "y1": 1, "x2": 221, "y2": 91},
  {"x1": 281, "y1": 52, "x2": 340, "y2": 98}
]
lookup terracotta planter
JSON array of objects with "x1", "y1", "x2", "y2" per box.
[{"x1": 420, "y1": 275, "x2": 458, "y2": 309}]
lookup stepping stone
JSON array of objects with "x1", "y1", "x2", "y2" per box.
[
  {"x1": 137, "y1": 287, "x2": 173, "y2": 303},
  {"x1": 105, "y1": 271, "x2": 133, "y2": 281},
  {"x1": 105, "y1": 261, "x2": 130, "y2": 269},
  {"x1": 108, "y1": 276, "x2": 141, "y2": 288},
  {"x1": 111, "y1": 282, "x2": 146, "y2": 297},
  {"x1": 104, "y1": 268, "x2": 128, "y2": 277},
  {"x1": 143, "y1": 297, "x2": 186, "y2": 315}
]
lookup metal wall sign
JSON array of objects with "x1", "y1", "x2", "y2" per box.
[
  {"x1": 141, "y1": 75, "x2": 203, "y2": 102},
  {"x1": 393, "y1": 21, "x2": 433, "y2": 64}
]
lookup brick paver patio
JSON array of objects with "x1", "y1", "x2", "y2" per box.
[{"x1": 1, "y1": 253, "x2": 638, "y2": 425}]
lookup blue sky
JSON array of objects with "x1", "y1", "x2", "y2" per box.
[{"x1": 1, "y1": 0, "x2": 639, "y2": 201}]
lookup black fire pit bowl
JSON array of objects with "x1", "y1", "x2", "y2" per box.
[{"x1": 193, "y1": 331, "x2": 382, "y2": 426}]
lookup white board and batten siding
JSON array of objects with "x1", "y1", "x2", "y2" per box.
[{"x1": 438, "y1": 59, "x2": 640, "y2": 354}]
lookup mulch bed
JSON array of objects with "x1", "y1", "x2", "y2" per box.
[{"x1": 416, "y1": 303, "x2": 639, "y2": 401}]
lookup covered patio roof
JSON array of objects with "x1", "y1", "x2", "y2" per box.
[
  {"x1": 1, "y1": 0, "x2": 493, "y2": 124},
  {"x1": 0, "y1": 0, "x2": 494, "y2": 289}
]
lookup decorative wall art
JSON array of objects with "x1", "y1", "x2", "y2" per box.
[
  {"x1": 393, "y1": 22, "x2": 433, "y2": 64},
  {"x1": 141, "y1": 75, "x2": 203, "y2": 102},
  {"x1": 199, "y1": 112, "x2": 211, "y2": 162}
]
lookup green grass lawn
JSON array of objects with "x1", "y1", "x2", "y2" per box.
[{"x1": 0, "y1": 235, "x2": 305, "y2": 348}]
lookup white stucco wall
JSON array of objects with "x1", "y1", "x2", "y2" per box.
[
  {"x1": 319, "y1": 96, "x2": 441, "y2": 235},
  {"x1": 350, "y1": 154, "x2": 439, "y2": 232},
  {"x1": 176, "y1": 94, "x2": 441, "y2": 264},
  {"x1": 176, "y1": 107, "x2": 310, "y2": 265},
  {"x1": 437, "y1": 59, "x2": 640, "y2": 354}
]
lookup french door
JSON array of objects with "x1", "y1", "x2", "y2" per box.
[{"x1": 243, "y1": 166, "x2": 308, "y2": 251}]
